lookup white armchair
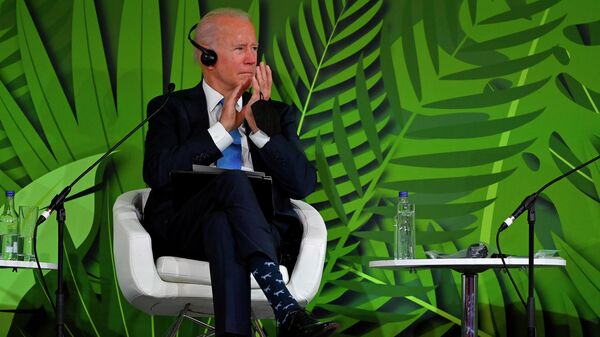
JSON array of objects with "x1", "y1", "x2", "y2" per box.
[{"x1": 113, "y1": 188, "x2": 327, "y2": 336}]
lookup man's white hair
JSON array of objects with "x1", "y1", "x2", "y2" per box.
[{"x1": 195, "y1": 8, "x2": 252, "y2": 49}]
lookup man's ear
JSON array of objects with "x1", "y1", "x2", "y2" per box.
[{"x1": 194, "y1": 50, "x2": 214, "y2": 70}]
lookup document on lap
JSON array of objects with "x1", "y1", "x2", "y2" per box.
[
  {"x1": 192, "y1": 164, "x2": 267, "y2": 178},
  {"x1": 170, "y1": 166, "x2": 274, "y2": 218}
]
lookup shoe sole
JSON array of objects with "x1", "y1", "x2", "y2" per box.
[{"x1": 314, "y1": 323, "x2": 340, "y2": 337}]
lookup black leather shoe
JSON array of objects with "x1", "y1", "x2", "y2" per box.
[{"x1": 278, "y1": 309, "x2": 339, "y2": 337}]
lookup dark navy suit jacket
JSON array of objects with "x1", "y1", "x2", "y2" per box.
[{"x1": 142, "y1": 82, "x2": 316, "y2": 260}]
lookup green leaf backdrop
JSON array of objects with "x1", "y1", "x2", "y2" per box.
[{"x1": 0, "y1": 0, "x2": 598, "y2": 336}]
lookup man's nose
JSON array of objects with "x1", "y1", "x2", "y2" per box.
[{"x1": 244, "y1": 49, "x2": 257, "y2": 64}]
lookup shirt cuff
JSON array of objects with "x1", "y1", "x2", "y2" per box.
[
  {"x1": 249, "y1": 129, "x2": 270, "y2": 148},
  {"x1": 208, "y1": 122, "x2": 233, "y2": 152}
]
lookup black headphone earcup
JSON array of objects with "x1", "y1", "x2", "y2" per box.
[{"x1": 200, "y1": 49, "x2": 218, "y2": 66}]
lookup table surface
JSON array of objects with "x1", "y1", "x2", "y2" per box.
[
  {"x1": 0, "y1": 259, "x2": 58, "y2": 270},
  {"x1": 370, "y1": 257, "x2": 566, "y2": 273}
]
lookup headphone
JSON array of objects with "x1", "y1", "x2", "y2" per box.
[{"x1": 187, "y1": 24, "x2": 218, "y2": 66}]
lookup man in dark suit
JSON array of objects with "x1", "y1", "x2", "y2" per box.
[{"x1": 142, "y1": 8, "x2": 338, "y2": 337}]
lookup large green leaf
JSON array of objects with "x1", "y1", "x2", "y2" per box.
[
  {"x1": 563, "y1": 18, "x2": 600, "y2": 46},
  {"x1": 1, "y1": 0, "x2": 599, "y2": 336},
  {"x1": 367, "y1": 199, "x2": 495, "y2": 220},
  {"x1": 441, "y1": 47, "x2": 567, "y2": 80},
  {"x1": 391, "y1": 140, "x2": 535, "y2": 167},
  {"x1": 553, "y1": 234, "x2": 600, "y2": 318},
  {"x1": 169, "y1": 0, "x2": 201, "y2": 90},
  {"x1": 16, "y1": 0, "x2": 76, "y2": 164},
  {"x1": 406, "y1": 109, "x2": 543, "y2": 139},
  {"x1": 270, "y1": 0, "x2": 384, "y2": 135},
  {"x1": 401, "y1": 0, "x2": 422, "y2": 101},
  {"x1": 423, "y1": 77, "x2": 550, "y2": 109},
  {"x1": 380, "y1": 170, "x2": 516, "y2": 193},
  {"x1": 555, "y1": 73, "x2": 600, "y2": 114},
  {"x1": 462, "y1": 14, "x2": 564, "y2": 51},
  {"x1": 549, "y1": 132, "x2": 599, "y2": 202},
  {"x1": 354, "y1": 227, "x2": 478, "y2": 245},
  {"x1": 0, "y1": 153, "x2": 108, "y2": 333},
  {"x1": 0, "y1": 79, "x2": 52, "y2": 183},
  {"x1": 356, "y1": 55, "x2": 383, "y2": 163},
  {"x1": 71, "y1": 0, "x2": 116, "y2": 153},
  {"x1": 113, "y1": 0, "x2": 163, "y2": 192},
  {"x1": 320, "y1": 304, "x2": 421, "y2": 323},
  {"x1": 0, "y1": 0, "x2": 45, "y2": 124},
  {"x1": 332, "y1": 96, "x2": 362, "y2": 196},
  {"x1": 315, "y1": 132, "x2": 348, "y2": 225},
  {"x1": 478, "y1": 0, "x2": 560, "y2": 24}
]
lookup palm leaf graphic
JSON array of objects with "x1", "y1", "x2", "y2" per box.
[
  {"x1": 269, "y1": 0, "x2": 600, "y2": 335},
  {"x1": 0, "y1": 0, "x2": 599, "y2": 336}
]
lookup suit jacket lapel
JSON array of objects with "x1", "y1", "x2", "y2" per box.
[
  {"x1": 181, "y1": 84, "x2": 265, "y2": 169},
  {"x1": 182, "y1": 82, "x2": 209, "y2": 129}
]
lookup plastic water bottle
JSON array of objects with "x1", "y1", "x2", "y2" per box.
[
  {"x1": 394, "y1": 191, "x2": 415, "y2": 259},
  {"x1": 1, "y1": 190, "x2": 19, "y2": 260}
]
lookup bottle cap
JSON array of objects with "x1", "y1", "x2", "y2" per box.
[
  {"x1": 399, "y1": 191, "x2": 408, "y2": 197},
  {"x1": 5, "y1": 190, "x2": 15, "y2": 197}
]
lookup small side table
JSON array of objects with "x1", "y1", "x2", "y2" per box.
[
  {"x1": 1, "y1": 260, "x2": 58, "y2": 270},
  {"x1": 1, "y1": 259, "x2": 58, "y2": 316},
  {"x1": 369, "y1": 257, "x2": 566, "y2": 337}
]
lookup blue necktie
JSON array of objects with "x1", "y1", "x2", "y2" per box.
[{"x1": 216, "y1": 100, "x2": 242, "y2": 169}]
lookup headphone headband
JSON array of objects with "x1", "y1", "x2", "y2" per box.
[{"x1": 187, "y1": 24, "x2": 218, "y2": 66}]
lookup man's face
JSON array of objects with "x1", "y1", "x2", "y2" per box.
[{"x1": 204, "y1": 16, "x2": 258, "y2": 93}]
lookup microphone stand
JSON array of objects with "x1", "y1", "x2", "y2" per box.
[
  {"x1": 502, "y1": 153, "x2": 600, "y2": 337},
  {"x1": 527, "y1": 203, "x2": 535, "y2": 337},
  {"x1": 36, "y1": 84, "x2": 175, "y2": 337}
]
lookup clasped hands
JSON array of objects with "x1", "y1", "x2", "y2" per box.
[{"x1": 219, "y1": 62, "x2": 272, "y2": 134}]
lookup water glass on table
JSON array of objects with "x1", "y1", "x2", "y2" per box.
[{"x1": 18, "y1": 206, "x2": 38, "y2": 261}]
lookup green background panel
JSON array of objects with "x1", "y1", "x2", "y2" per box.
[{"x1": 0, "y1": 0, "x2": 598, "y2": 336}]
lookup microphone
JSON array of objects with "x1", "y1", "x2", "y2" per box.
[
  {"x1": 498, "y1": 153, "x2": 600, "y2": 232},
  {"x1": 499, "y1": 193, "x2": 537, "y2": 232},
  {"x1": 36, "y1": 83, "x2": 176, "y2": 226}
]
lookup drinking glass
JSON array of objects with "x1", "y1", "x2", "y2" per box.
[{"x1": 18, "y1": 206, "x2": 39, "y2": 262}]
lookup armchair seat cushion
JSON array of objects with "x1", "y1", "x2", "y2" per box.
[{"x1": 156, "y1": 256, "x2": 289, "y2": 288}]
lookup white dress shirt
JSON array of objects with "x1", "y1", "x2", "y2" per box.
[{"x1": 203, "y1": 81, "x2": 270, "y2": 171}]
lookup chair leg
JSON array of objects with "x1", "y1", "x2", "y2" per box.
[
  {"x1": 163, "y1": 304, "x2": 216, "y2": 337},
  {"x1": 252, "y1": 319, "x2": 267, "y2": 337},
  {"x1": 165, "y1": 303, "x2": 190, "y2": 337},
  {"x1": 250, "y1": 309, "x2": 268, "y2": 337},
  {"x1": 185, "y1": 314, "x2": 215, "y2": 330}
]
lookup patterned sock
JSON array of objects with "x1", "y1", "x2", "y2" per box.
[{"x1": 249, "y1": 254, "x2": 301, "y2": 324}]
